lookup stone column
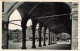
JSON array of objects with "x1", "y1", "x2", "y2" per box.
[
  {"x1": 2, "y1": 21, "x2": 9, "y2": 49},
  {"x1": 71, "y1": 3, "x2": 78, "y2": 50},
  {"x1": 51, "y1": 32, "x2": 53, "y2": 44},
  {"x1": 48, "y1": 29, "x2": 51, "y2": 45},
  {"x1": 52, "y1": 34, "x2": 53, "y2": 44},
  {"x1": 32, "y1": 25, "x2": 36, "y2": 48},
  {"x1": 52, "y1": 33, "x2": 54, "y2": 44},
  {"x1": 38, "y1": 24, "x2": 42, "y2": 47},
  {"x1": 21, "y1": 21, "x2": 27, "y2": 49},
  {"x1": 53, "y1": 33, "x2": 57, "y2": 44},
  {"x1": 43, "y1": 27, "x2": 47, "y2": 46}
]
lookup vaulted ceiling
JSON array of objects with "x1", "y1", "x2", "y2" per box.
[{"x1": 17, "y1": 2, "x2": 71, "y2": 34}]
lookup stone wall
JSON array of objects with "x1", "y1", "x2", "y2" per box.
[{"x1": 72, "y1": 2, "x2": 78, "y2": 50}]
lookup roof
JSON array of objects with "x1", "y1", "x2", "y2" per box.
[{"x1": 18, "y1": 2, "x2": 71, "y2": 34}]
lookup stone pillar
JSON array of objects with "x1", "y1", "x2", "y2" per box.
[
  {"x1": 52, "y1": 33, "x2": 54, "y2": 44},
  {"x1": 2, "y1": 12, "x2": 9, "y2": 49},
  {"x1": 43, "y1": 27, "x2": 47, "y2": 46},
  {"x1": 48, "y1": 29, "x2": 51, "y2": 45},
  {"x1": 21, "y1": 21, "x2": 27, "y2": 49},
  {"x1": 32, "y1": 25, "x2": 36, "y2": 48},
  {"x1": 2, "y1": 21, "x2": 9, "y2": 49},
  {"x1": 71, "y1": 3, "x2": 78, "y2": 50},
  {"x1": 53, "y1": 33, "x2": 57, "y2": 44},
  {"x1": 38, "y1": 24, "x2": 42, "y2": 47},
  {"x1": 52, "y1": 34, "x2": 54, "y2": 44},
  {"x1": 50, "y1": 32, "x2": 53, "y2": 44}
]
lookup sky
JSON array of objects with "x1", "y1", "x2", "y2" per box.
[{"x1": 9, "y1": 10, "x2": 32, "y2": 30}]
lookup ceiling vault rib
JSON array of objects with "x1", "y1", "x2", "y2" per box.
[
  {"x1": 33, "y1": 13, "x2": 70, "y2": 19},
  {"x1": 36, "y1": 11, "x2": 56, "y2": 23},
  {"x1": 46, "y1": 23, "x2": 55, "y2": 28},
  {"x1": 43, "y1": 18, "x2": 55, "y2": 25},
  {"x1": 51, "y1": 24, "x2": 63, "y2": 30},
  {"x1": 32, "y1": 12, "x2": 46, "y2": 17},
  {"x1": 28, "y1": 3, "x2": 40, "y2": 16},
  {"x1": 51, "y1": 26, "x2": 57, "y2": 29}
]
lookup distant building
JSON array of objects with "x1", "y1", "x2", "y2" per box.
[
  {"x1": 9, "y1": 29, "x2": 22, "y2": 40},
  {"x1": 9, "y1": 26, "x2": 49, "y2": 40}
]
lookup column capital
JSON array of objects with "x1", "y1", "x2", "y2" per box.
[
  {"x1": 2, "y1": 21, "x2": 9, "y2": 31},
  {"x1": 31, "y1": 24, "x2": 36, "y2": 31},
  {"x1": 21, "y1": 21, "x2": 27, "y2": 28},
  {"x1": 43, "y1": 33, "x2": 46, "y2": 34},
  {"x1": 2, "y1": 12, "x2": 9, "y2": 22},
  {"x1": 2, "y1": 20, "x2": 9, "y2": 24}
]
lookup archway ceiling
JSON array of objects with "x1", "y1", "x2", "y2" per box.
[{"x1": 18, "y1": 2, "x2": 71, "y2": 34}]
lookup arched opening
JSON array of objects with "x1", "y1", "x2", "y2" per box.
[
  {"x1": 25, "y1": 19, "x2": 33, "y2": 48},
  {"x1": 9, "y1": 10, "x2": 22, "y2": 30},
  {"x1": 56, "y1": 32, "x2": 71, "y2": 43},
  {"x1": 8, "y1": 10, "x2": 22, "y2": 49},
  {"x1": 36, "y1": 23, "x2": 39, "y2": 29},
  {"x1": 26, "y1": 19, "x2": 32, "y2": 27}
]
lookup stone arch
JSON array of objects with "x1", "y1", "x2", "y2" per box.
[{"x1": 7, "y1": 2, "x2": 24, "y2": 21}]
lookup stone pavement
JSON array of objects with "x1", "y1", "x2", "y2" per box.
[
  {"x1": 37, "y1": 44, "x2": 71, "y2": 50},
  {"x1": 8, "y1": 40, "x2": 71, "y2": 50}
]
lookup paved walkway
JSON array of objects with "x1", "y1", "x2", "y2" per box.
[
  {"x1": 37, "y1": 44, "x2": 71, "y2": 50},
  {"x1": 8, "y1": 40, "x2": 71, "y2": 50}
]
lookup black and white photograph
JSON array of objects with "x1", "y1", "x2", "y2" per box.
[{"x1": 2, "y1": 2, "x2": 78, "y2": 50}]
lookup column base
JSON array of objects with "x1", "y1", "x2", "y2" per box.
[
  {"x1": 32, "y1": 45, "x2": 36, "y2": 48},
  {"x1": 43, "y1": 44, "x2": 46, "y2": 46},
  {"x1": 21, "y1": 47, "x2": 27, "y2": 49},
  {"x1": 52, "y1": 43, "x2": 54, "y2": 44},
  {"x1": 51, "y1": 43, "x2": 53, "y2": 44},
  {"x1": 2, "y1": 46, "x2": 8, "y2": 49},
  {"x1": 53, "y1": 43, "x2": 56, "y2": 44},
  {"x1": 38, "y1": 45, "x2": 42, "y2": 47},
  {"x1": 48, "y1": 44, "x2": 50, "y2": 45}
]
